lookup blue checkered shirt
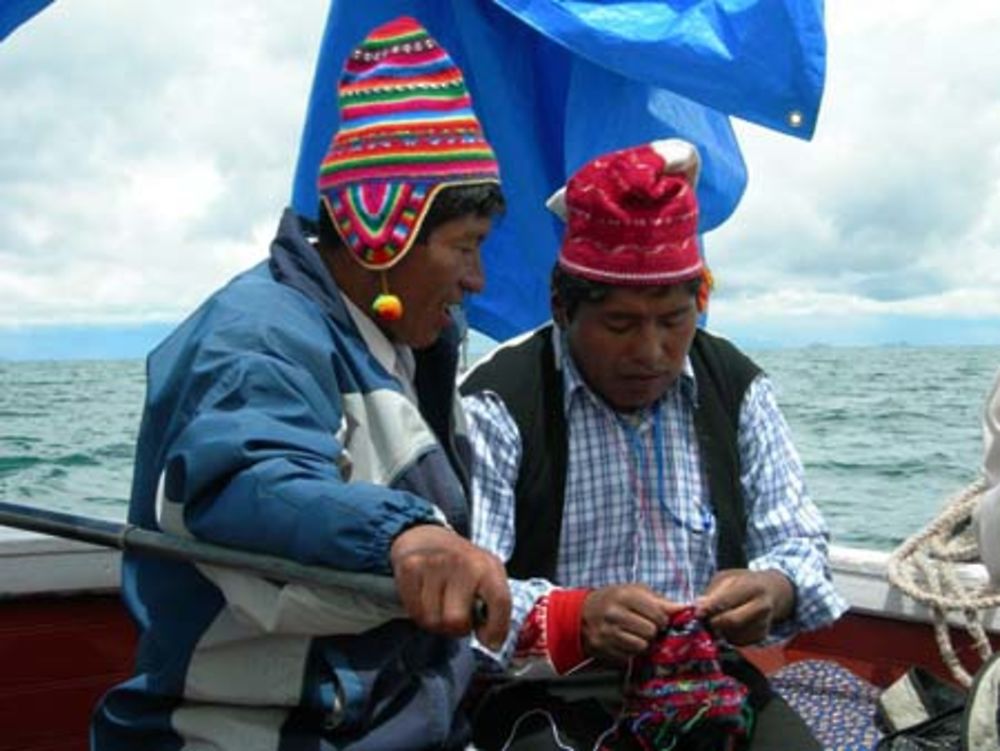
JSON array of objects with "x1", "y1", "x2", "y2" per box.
[{"x1": 464, "y1": 331, "x2": 846, "y2": 667}]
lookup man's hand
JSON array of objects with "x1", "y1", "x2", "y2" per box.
[
  {"x1": 580, "y1": 584, "x2": 684, "y2": 664},
  {"x1": 695, "y1": 569, "x2": 795, "y2": 645},
  {"x1": 390, "y1": 524, "x2": 512, "y2": 650}
]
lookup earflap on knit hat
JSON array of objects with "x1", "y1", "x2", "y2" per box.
[
  {"x1": 317, "y1": 16, "x2": 500, "y2": 272},
  {"x1": 546, "y1": 138, "x2": 700, "y2": 221}
]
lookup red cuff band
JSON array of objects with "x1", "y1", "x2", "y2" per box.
[{"x1": 545, "y1": 588, "x2": 592, "y2": 674}]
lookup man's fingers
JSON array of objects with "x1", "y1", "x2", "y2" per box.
[
  {"x1": 403, "y1": 554, "x2": 447, "y2": 632},
  {"x1": 696, "y1": 576, "x2": 753, "y2": 618},
  {"x1": 582, "y1": 584, "x2": 686, "y2": 662},
  {"x1": 614, "y1": 629, "x2": 654, "y2": 657},
  {"x1": 656, "y1": 599, "x2": 688, "y2": 626},
  {"x1": 474, "y1": 563, "x2": 512, "y2": 650},
  {"x1": 611, "y1": 609, "x2": 661, "y2": 644},
  {"x1": 605, "y1": 585, "x2": 679, "y2": 628},
  {"x1": 390, "y1": 526, "x2": 512, "y2": 645},
  {"x1": 431, "y1": 543, "x2": 510, "y2": 648},
  {"x1": 392, "y1": 554, "x2": 426, "y2": 619},
  {"x1": 621, "y1": 596, "x2": 672, "y2": 631},
  {"x1": 439, "y1": 566, "x2": 478, "y2": 635},
  {"x1": 583, "y1": 632, "x2": 647, "y2": 665},
  {"x1": 708, "y1": 599, "x2": 770, "y2": 644},
  {"x1": 695, "y1": 593, "x2": 725, "y2": 619}
]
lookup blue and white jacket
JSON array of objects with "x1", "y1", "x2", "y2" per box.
[{"x1": 92, "y1": 210, "x2": 477, "y2": 751}]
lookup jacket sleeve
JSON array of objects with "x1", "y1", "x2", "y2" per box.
[{"x1": 148, "y1": 299, "x2": 444, "y2": 631}]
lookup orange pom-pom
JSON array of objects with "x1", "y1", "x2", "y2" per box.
[{"x1": 372, "y1": 293, "x2": 404, "y2": 321}]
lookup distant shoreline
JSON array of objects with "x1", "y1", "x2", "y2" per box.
[{"x1": 3, "y1": 339, "x2": 1000, "y2": 365}]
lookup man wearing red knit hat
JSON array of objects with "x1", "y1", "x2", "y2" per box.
[
  {"x1": 93, "y1": 17, "x2": 512, "y2": 751},
  {"x1": 462, "y1": 140, "x2": 846, "y2": 750}
]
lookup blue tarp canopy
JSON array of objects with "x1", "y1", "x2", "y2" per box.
[
  {"x1": 0, "y1": 0, "x2": 54, "y2": 42},
  {"x1": 292, "y1": 1, "x2": 826, "y2": 340}
]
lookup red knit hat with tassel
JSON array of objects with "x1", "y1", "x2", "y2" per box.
[{"x1": 547, "y1": 139, "x2": 703, "y2": 286}]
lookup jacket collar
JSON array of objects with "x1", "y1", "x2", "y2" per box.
[
  {"x1": 268, "y1": 209, "x2": 471, "y2": 524},
  {"x1": 268, "y1": 208, "x2": 355, "y2": 331}
]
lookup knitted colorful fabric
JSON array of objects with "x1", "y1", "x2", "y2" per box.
[
  {"x1": 317, "y1": 16, "x2": 500, "y2": 270},
  {"x1": 602, "y1": 607, "x2": 753, "y2": 751}
]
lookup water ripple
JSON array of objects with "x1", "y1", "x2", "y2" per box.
[{"x1": 2, "y1": 348, "x2": 999, "y2": 553}]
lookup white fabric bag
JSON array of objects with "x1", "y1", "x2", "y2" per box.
[{"x1": 973, "y1": 368, "x2": 1000, "y2": 584}]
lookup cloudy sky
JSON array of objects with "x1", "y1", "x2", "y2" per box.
[
  {"x1": 710, "y1": 0, "x2": 1000, "y2": 347},
  {"x1": 1, "y1": 1, "x2": 998, "y2": 359}
]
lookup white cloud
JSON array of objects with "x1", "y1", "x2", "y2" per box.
[
  {"x1": 714, "y1": 286, "x2": 1000, "y2": 321},
  {"x1": 710, "y1": 1, "x2": 1000, "y2": 334},
  {"x1": 0, "y1": 0, "x2": 328, "y2": 326}
]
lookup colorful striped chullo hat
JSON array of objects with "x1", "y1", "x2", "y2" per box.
[{"x1": 318, "y1": 16, "x2": 500, "y2": 270}]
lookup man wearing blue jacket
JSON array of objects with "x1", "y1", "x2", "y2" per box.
[{"x1": 92, "y1": 17, "x2": 511, "y2": 751}]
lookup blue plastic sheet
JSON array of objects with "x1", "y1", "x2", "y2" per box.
[
  {"x1": 0, "y1": 0, "x2": 55, "y2": 43},
  {"x1": 291, "y1": 1, "x2": 826, "y2": 340}
]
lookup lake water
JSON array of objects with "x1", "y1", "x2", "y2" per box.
[{"x1": 1, "y1": 345, "x2": 997, "y2": 551}]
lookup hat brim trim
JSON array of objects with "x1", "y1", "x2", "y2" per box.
[
  {"x1": 557, "y1": 255, "x2": 704, "y2": 286},
  {"x1": 324, "y1": 177, "x2": 500, "y2": 272}
]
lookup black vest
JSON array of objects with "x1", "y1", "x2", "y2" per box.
[{"x1": 460, "y1": 325, "x2": 761, "y2": 580}]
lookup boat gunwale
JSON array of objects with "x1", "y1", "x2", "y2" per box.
[{"x1": 1, "y1": 528, "x2": 998, "y2": 630}]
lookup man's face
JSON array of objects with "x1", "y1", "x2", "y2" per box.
[
  {"x1": 559, "y1": 284, "x2": 698, "y2": 412},
  {"x1": 381, "y1": 213, "x2": 491, "y2": 348}
]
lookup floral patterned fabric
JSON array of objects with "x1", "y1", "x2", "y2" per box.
[{"x1": 770, "y1": 660, "x2": 883, "y2": 750}]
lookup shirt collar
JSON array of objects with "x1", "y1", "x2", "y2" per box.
[
  {"x1": 556, "y1": 326, "x2": 698, "y2": 417},
  {"x1": 342, "y1": 292, "x2": 417, "y2": 394}
]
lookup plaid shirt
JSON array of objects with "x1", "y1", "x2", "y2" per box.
[{"x1": 464, "y1": 332, "x2": 846, "y2": 668}]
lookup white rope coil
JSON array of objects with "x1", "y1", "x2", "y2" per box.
[{"x1": 886, "y1": 477, "x2": 999, "y2": 685}]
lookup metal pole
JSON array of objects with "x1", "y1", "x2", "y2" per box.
[{"x1": 0, "y1": 500, "x2": 402, "y2": 607}]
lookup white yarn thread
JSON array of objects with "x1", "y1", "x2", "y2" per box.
[{"x1": 497, "y1": 709, "x2": 577, "y2": 751}]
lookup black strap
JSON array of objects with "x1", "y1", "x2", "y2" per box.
[
  {"x1": 689, "y1": 330, "x2": 761, "y2": 569},
  {"x1": 413, "y1": 321, "x2": 472, "y2": 536}
]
